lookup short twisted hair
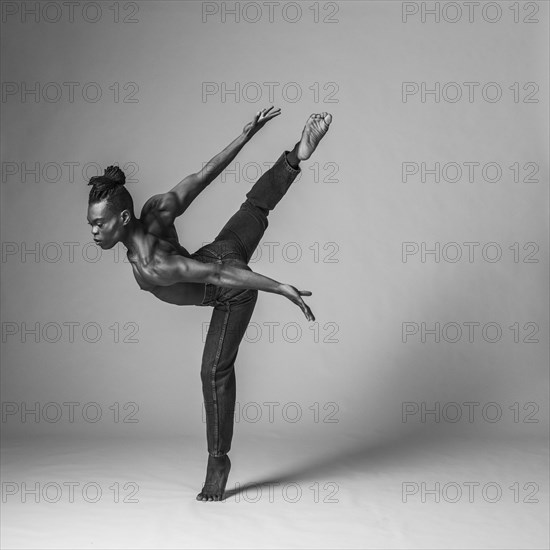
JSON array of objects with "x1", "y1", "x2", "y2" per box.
[{"x1": 87, "y1": 165, "x2": 134, "y2": 215}]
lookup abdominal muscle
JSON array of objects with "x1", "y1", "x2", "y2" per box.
[{"x1": 148, "y1": 282, "x2": 206, "y2": 306}]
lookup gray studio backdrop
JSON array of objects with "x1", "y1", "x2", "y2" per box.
[{"x1": 1, "y1": 1, "x2": 548, "y2": 443}]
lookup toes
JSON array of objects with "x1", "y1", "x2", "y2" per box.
[
  {"x1": 196, "y1": 492, "x2": 221, "y2": 501},
  {"x1": 198, "y1": 493, "x2": 222, "y2": 501}
]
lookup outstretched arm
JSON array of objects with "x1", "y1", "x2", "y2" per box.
[
  {"x1": 146, "y1": 254, "x2": 314, "y2": 321},
  {"x1": 165, "y1": 106, "x2": 282, "y2": 218}
]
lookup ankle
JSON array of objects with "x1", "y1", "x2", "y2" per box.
[
  {"x1": 209, "y1": 453, "x2": 228, "y2": 460},
  {"x1": 286, "y1": 148, "x2": 300, "y2": 169}
]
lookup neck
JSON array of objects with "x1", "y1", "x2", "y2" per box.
[{"x1": 121, "y1": 217, "x2": 145, "y2": 257}]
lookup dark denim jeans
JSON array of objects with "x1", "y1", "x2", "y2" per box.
[{"x1": 189, "y1": 151, "x2": 301, "y2": 457}]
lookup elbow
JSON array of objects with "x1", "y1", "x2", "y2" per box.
[
  {"x1": 208, "y1": 263, "x2": 223, "y2": 286},
  {"x1": 199, "y1": 262, "x2": 222, "y2": 286},
  {"x1": 200, "y1": 163, "x2": 217, "y2": 180}
]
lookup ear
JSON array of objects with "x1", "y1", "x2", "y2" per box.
[{"x1": 120, "y1": 209, "x2": 132, "y2": 225}]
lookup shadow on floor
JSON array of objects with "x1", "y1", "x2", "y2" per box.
[{"x1": 223, "y1": 427, "x2": 455, "y2": 500}]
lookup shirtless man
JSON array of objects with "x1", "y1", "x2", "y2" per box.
[{"x1": 86, "y1": 108, "x2": 332, "y2": 501}]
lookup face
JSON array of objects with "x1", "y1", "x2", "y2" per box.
[{"x1": 87, "y1": 200, "x2": 129, "y2": 250}]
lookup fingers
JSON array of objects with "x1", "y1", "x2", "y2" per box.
[
  {"x1": 266, "y1": 109, "x2": 281, "y2": 120},
  {"x1": 299, "y1": 290, "x2": 312, "y2": 296},
  {"x1": 298, "y1": 296, "x2": 315, "y2": 322},
  {"x1": 259, "y1": 106, "x2": 281, "y2": 120}
]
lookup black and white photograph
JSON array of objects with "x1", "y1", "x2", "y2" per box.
[{"x1": 1, "y1": 0, "x2": 548, "y2": 548}]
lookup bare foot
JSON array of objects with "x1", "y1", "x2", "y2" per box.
[
  {"x1": 296, "y1": 112, "x2": 332, "y2": 161},
  {"x1": 196, "y1": 455, "x2": 231, "y2": 502}
]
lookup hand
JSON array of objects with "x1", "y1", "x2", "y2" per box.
[
  {"x1": 243, "y1": 106, "x2": 281, "y2": 138},
  {"x1": 279, "y1": 284, "x2": 315, "y2": 322}
]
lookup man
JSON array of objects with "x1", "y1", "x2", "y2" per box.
[{"x1": 86, "y1": 107, "x2": 332, "y2": 501}]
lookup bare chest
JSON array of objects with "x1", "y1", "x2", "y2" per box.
[
  {"x1": 128, "y1": 237, "x2": 180, "y2": 289},
  {"x1": 127, "y1": 247, "x2": 204, "y2": 306}
]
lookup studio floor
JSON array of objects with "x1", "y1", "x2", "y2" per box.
[{"x1": 1, "y1": 432, "x2": 548, "y2": 549}]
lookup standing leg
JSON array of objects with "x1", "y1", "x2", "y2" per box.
[{"x1": 197, "y1": 286, "x2": 258, "y2": 501}]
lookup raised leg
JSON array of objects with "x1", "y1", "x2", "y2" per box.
[
  {"x1": 210, "y1": 150, "x2": 301, "y2": 265},
  {"x1": 207, "y1": 111, "x2": 333, "y2": 265}
]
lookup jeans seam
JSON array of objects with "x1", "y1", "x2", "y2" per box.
[{"x1": 210, "y1": 303, "x2": 231, "y2": 456}]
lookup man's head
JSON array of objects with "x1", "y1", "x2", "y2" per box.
[{"x1": 86, "y1": 165, "x2": 135, "y2": 249}]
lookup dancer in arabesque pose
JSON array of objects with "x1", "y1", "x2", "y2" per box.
[{"x1": 86, "y1": 107, "x2": 332, "y2": 501}]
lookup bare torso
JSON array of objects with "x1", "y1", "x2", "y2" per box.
[{"x1": 127, "y1": 196, "x2": 206, "y2": 306}]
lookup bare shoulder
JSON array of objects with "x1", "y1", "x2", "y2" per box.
[
  {"x1": 140, "y1": 193, "x2": 180, "y2": 239},
  {"x1": 140, "y1": 192, "x2": 176, "y2": 220}
]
